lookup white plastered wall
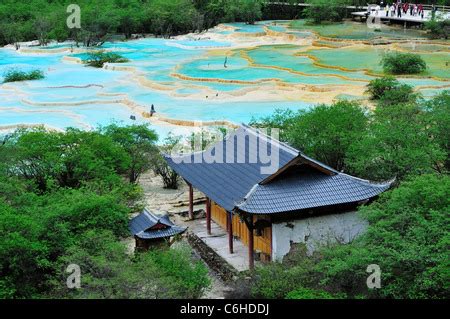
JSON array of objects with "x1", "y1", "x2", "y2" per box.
[{"x1": 272, "y1": 211, "x2": 368, "y2": 262}]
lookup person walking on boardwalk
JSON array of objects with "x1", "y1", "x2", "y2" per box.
[
  {"x1": 418, "y1": 4, "x2": 423, "y2": 18},
  {"x1": 397, "y1": 3, "x2": 402, "y2": 17},
  {"x1": 413, "y1": 4, "x2": 418, "y2": 16},
  {"x1": 385, "y1": 4, "x2": 390, "y2": 17},
  {"x1": 391, "y1": 4, "x2": 396, "y2": 17}
]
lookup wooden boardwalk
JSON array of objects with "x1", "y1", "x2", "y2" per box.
[
  {"x1": 266, "y1": 1, "x2": 450, "y2": 24},
  {"x1": 352, "y1": 10, "x2": 450, "y2": 24}
]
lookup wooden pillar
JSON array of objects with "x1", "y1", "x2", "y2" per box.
[
  {"x1": 227, "y1": 211, "x2": 233, "y2": 254},
  {"x1": 248, "y1": 216, "x2": 254, "y2": 270},
  {"x1": 188, "y1": 183, "x2": 194, "y2": 220},
  {"x1": 206, "y1": 198, "x2": 211, "y2": 235}
]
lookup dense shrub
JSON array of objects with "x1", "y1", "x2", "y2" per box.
[
  {"x1": 84, "y1": 51, "x2": 129, "y2": 68},
  {"x1": 378, "y1": 84, "x2": 418, "y2": 107},
  {"x1": 366, "y1": 76, "x2": 401, "y2": 100},
  {"x1": 251, "y1": 245, "x2": 320, "y2": 299},
  {"x1": 285, "y1": 288, "x2": 338, "y2": 299},
  {"x1": 424, "y1": 19, "x2": 450, "y2": 39},
  {"x1": 100, "y1": 124, "x2": 159, "y2": 183},
  {"x1": 366, "y1": 76, "x2": 420, "y2": 107},
  {"x1": 250, "y1": 174, "x2": 449, "y2": 299},
  {"x1": 317, "y1": 174, "x2": 450, "y2": 299},
  {"x1": 0, "y1": 125, "x2": 209, "y2": 299},
  {"x1": 3, "y1": 69, "x2": 44, "y2": 83},
  {"x1": 424, "y1": 91, "x2": 450, "y2": 169},
  {"x1": 49, "y1": 232, "x2": 210, "y2": 299},
  {"x1": 381, "y1": 52, "x2": 427, "y2": 75}
]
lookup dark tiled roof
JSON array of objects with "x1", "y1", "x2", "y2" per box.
[
  {"x1": 165, "y1": 125, "x2": 300, "y2": 211},
  {"x1": 129, "y1": 209, "x2": 186, "y2": 240},
  {"x1": 165, "y1": 125, "x2": 392, "y2": 215},
  {"x1": 237, "y1": 167, "x2": 392, "y2": 214}
]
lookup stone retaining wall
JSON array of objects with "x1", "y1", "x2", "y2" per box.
[{"x1": 187, "y1": 232, "x2": 238, "y2": 282}]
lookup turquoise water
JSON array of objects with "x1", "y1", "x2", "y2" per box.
[
  {"x1": 228, "y1": 22, "x2": 265, "y2": 33},
  {"x1": 1, "y1": 20, "x2": 448, "y2": 138}
]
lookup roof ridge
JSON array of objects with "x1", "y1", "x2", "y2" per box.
[
  {"x1": 236, "y1": 183, "x2": 260, "y2": 210},
  {"x1": 143, "y1": 209, "x2": 159, "y2": 223},
  {"x1": 241, "y1": 124, "x2": 299, "y2": 156},
  {"x1": 338, "y1": 172, "x2": 396, "y2": 187},
  {"x1": 241, "y1": 125, "x2": 340, "y2": 176}
]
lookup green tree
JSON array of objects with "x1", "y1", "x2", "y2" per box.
[
  {"x1": 347, "y1": 103, "x2": 446, "y2": 181},
  {"x1": 366, "y1": 76, "x2": 401, "y2": 100},
  {"x1": 252, "y1": 101, "x2": 368, "y2": 171},
  {"x1": 317, "y1": 174, "x2": 450, "y2": 299},
  {"x1": 378, "y1": 84, "x2": 419, "y2": 107},
  {"x1": 237, "y1": 0, "x2": 263, "y2": 25},
  {"x1": 381, "y1": 52, "x2": 427, "y2": 75},
  {"x1": 83, "y1": 51, "x2": 129, "y2": 68},
  {"x1": 425, "y1": 91, "x2": 450, "y2": 170},
  {"x1": 304, "y1": 0, "x2": 350, "y2": 24},
  {"x1": 49, "y1": 231, "x2": 210, "y2": 299},
  {"x1": 424, "y1": 18, "x2": 450, "y2": 39},
  {"x1": 101, "y1": 123, "x2": 159, "y2": 183},
  {"x1": 150, "y1": 134, "x2": 182, "y2": 189}
]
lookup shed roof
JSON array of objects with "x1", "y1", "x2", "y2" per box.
[
  {"x1": 129, "y1": 209, "x2": 187, "y2": 240},
  {"x1": 165, "y1": 125, "x2": 392, "y2": 215}
]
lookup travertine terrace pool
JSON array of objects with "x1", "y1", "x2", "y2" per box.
[{"x1": 0, "y1": 20, "x2": 448, "y2": 137}]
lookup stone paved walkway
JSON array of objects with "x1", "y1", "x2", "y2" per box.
[{"x1": 182, "y1": 218, "x2": 250, "y2": 272}]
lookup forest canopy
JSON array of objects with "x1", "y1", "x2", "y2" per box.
[
  {"x1": 0, "y1": 0, "x2": 265, "y2": 46},
  {"x1": 0, "y1": 124, "x2": 209, "y2": 299}
]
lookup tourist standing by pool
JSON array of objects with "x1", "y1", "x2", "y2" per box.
[
  {"x1": 391, "y1": 4, "x2": 396, "y2": 17},
  {"x1": 150, "y1": 104, "x2": 156, "y2": 117},
  {"x1": 397, "y1": 3, "x2": 402, "y2": 17}
]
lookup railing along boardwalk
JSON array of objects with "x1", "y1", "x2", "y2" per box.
[
  {"x1": 265, "y1": 1, "x2": 450, "y2": 25},
  {"x1": 265, "y1": 1, "x2": 449, "y2": 13}
]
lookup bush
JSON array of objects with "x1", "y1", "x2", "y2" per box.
[
  {"x1": 425, "y1": 91, "x2": 450, "y2": 169},
  {"x1": 378, "y1": 84, "x2": 418, "y2": 107},
  {"x1": 317, "y1": 174, "x2": 450, "y2": 299},
  {"x1": 249, "y1": 175, "x2": 449, "y2": 300},
  {"x1": 251, "y1": 245, "x2": 319, "y2": 299},
  {"x1": 424, "y1": 19, "x2": 450, "y2": 39},
  {"x1": 49, "y1": 232, "x2": 210, "y2": 299},
  {"x1": 381, "y1": 52, "x2": 427, "y2": 75},
  {"x1": 3, "y1": 69, "x2": 44, "y2": 83},
  {"x1": 285, "y1": 288, "x2": 339, "y2": 299},
  {"x1": 84, "y1": 50, "x2": 129, "y2": 68},
  {"x1": 366, "y1": 76, "x2": 419, "y2": 107},
  {"x1": 366, "y1": 76, "x2": 401, "y2": 100}
]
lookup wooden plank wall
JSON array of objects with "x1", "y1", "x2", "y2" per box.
[{"x1": 211, "y1": 201, "x2": 272, "y2": 257}]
